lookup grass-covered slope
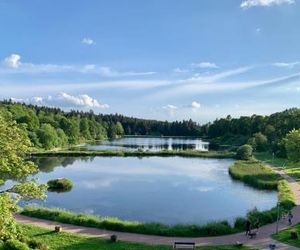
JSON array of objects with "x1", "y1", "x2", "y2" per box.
[
  {"x1": 229, "y1": 160, "x2": 282, "y2": 190},
  {"x1": 2, "y1": 224, "x2": 257, "y2": 250},
  {"x1": 272, "y1": 222, "x2": 300, "y2": 248},
  {"x1": 20, "y1": 206, "x2": 238, "y2": 237}
]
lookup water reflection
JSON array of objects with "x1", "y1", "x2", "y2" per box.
[
  {"x1": 78, "y1": 137, "x2": 209, "y2": 152},
  {"x1": 30, "y1": 156, "x2": 277, "y2": 225}
]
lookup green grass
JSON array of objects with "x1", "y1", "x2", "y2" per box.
[
  {"x1": 254, "y1": 152, "x2": 300, "y2": 182},
  {"x1": 30, "y1": 149, "x2": 234, "y2": 159},
  {"x1": 229, "y1": 160, "x2": 282, "y2": 190},
  {"x1": 8, "y1": 224, "x2": 256, "y2": 250},
  {"x1": 228, "y1": 160, "x2": 295, "y2": 227},
  {"x1": 272, "y1": 222, "x2": 300, "y2": 248},
  {"x1": 20, "y1": 206, "x2": 238, "y2": 237}
]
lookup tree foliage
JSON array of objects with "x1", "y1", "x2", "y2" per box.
[
  {"x1": 236, "y1": 144, "x2": 253, "y2": 160},
  {"x1": 283, "y1": 129, "x2": 300, "y2": 162},
  {"x1": 0, "y1": 110, "x2": 46, "y2": 240}
]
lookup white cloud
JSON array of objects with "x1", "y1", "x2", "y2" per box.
[
  {"x1": 0, "y1": 54, "x2": 155, "y2": 77},
  {"x1": 57, "y1": 92, "x2": 109, "y2": 108},
  {"x1": 256, "y1": 28, "x2": 261, "y2": 34},
  {"x1": 191, "y1": 62, "x2": 218, "y2": 69},
  {"x1": 241, "y1": 0, "x2": 295, "y2": 9},
  {"x1": 10, "y1": 92, "x2": 109, "y2": 109},
  {"x1": 272, "y1": 62, "x2": 299, "y2": 68},
  {"x1": 98, "y1": 66, "x2": 156, "y2": 77},
  {"x1": 81, "y1": 38, "x2": 95, "y2": 45},
  {"x1": 191, "y1": 101, "x2": 201, "y2": 109},
  {"x1": 163, "y1": 104, "x2": 178, "y2": 116},
  {"x1": 3, "y1": 54, "x2": 21, "y2": 68},
  {"x1": 163, "y1": 104, "x2": 177, "y2": 110},
  {"x1": 173, "y1": 68, "x2": 189, "y2": 73}
]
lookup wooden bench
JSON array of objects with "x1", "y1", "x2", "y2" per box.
[{"x1": 173, "y1": 242, "x2": 195, "y2": 249}]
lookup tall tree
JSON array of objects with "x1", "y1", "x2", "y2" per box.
[{"x1": 0, "y1": 110, "x2": 46, "y2": 240}]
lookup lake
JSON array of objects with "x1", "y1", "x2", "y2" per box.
[
  {"x1": 77, "y1": 137, "x2": 209, "y2": 151},
  {"x1": 28, "y1": 156, "x2": 277, "y2": 225}
]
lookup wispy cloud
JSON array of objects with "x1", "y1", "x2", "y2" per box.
[
  {"x1": 185, "y1": 66, "x2": 253, "y2": 83},
  {"x1": 10, "y1": 92, "x2": 109, "y2": 109},
  {"x1": 191, "y1": 62, "x2": 218, "y2": 69},
  {"x1": 81, "y1": 37, "x2": 95, "y2": 45},
  {"x1": 241, "y1": 0, "x2": 295, "y2": 9},
  {"x1": 173, "y1": 68, "x2": 189, "y2": 73},
  {"x1": 272, "y1": 62, "x2": 300, "y2": 68},
  {"x1": 0, "y1": 54, "x2": 155, "y2": 77}
]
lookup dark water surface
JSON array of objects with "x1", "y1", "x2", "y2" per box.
[{"x1": 27, "y1": 156, "x2": 277, "y2": 225}]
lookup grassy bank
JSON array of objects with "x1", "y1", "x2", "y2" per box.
[
  {"x1": 0, "y1": 224, "x2": 256, "y2": 250},
  {"x1": 255, "y1": 152, "x2": 300, "y2": 183},
  {"x1": 30, "y1": 149, "x2": 234, "y2": 159},
  {"x1": 20, "y1": 206, "x2": 239, "y2": 237},
  {"x1": 229, "y1": 160, "x2": 282, "y2": 190},
  {"x1": 272, "y1": 222, "x2": 300, "y2": 248}
]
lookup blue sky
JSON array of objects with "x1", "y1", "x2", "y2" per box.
[{"x1": 1, "y1": 0, "x2": 300, "y2": 123}]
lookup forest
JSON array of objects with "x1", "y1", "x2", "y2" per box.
[{"x1": 2, "y1": 100, "x2": 300, "y2": 156}]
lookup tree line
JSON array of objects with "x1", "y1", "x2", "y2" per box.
[{"x1": 0, "y1": 101, "x2": 202, "y2": 149}]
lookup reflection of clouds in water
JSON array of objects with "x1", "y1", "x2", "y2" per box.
[
  {"x1": 69, "y1": 157, "x2": 233, "y2": 182},
  {"x1": 84, "y1": 208, "x2": 95, "y2": 214},
  {"x1": 78, "y1": 178, "x2": 119, "y2": 189}
]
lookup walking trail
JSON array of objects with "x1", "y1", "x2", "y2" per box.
[{"x1": 15, "y1": 167, "x2": 300, "y2": 250}]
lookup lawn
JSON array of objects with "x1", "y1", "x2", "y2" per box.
[
  {"x1": 272, "y1": 222, "x2": 300, "y2": 248},
  {"x1": 254, "y1": 152, "x2": 300, "y2": 182},
  {"x1": 16, "y1": 224, "x2": 256, "y2": 250},
  {"x1": 229, "y1": 160, "x2": 282, "y2": 190}
]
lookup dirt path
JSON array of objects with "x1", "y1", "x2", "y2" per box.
[{"x1": 15, "y1": 168, "x2": 300, "y2": 250}]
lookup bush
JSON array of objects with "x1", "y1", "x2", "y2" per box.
[
  {"x1": 3, "y1": 239, "x2": 30, "y2": 250},
  {"x1": 47, "y1": 178, "x2": 73, "y2": 192},
  {"x1": 236, "y1": 144, "x2": 253, "y2": 160},
  {"x1": 110, "y1": 235, "x2": 117, "y2": 242},
  {"x1": 27, "y1": 239, "x2": 49, "y2": 250}
]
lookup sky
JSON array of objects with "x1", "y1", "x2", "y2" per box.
[{"x1": 1, "y1": 0, "x2": 300, "y2": 123}]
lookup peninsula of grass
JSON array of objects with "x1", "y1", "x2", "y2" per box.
[
  {"x1": 30, "y1": 149, "x2": 234, "y2": 159},
  {"x1": 272, "y1": 222, "x2": 300, "y2": 248},
  {"x1": 229, "y1": 160, "x2": 282, "y2": 190},
  {"x1": 2, "y1": 224, "x2": 257, "y2": 250}
]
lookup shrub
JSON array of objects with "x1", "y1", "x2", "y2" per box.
[
  {"x1": 110, "y1": 235, "x2": 117, "y2": 242},
  {"x1": 47, "y1": 178, "x2": 73, "y2": 192},
  {"x1": 236, "y1": 144, "x2": 253, "y2": 160},
  {"x1": 3, "y1": 239, "x2": 30, "y2": 250},
  {"x1": 27, "y1": 239, "x2": 49, "y2": 250}
]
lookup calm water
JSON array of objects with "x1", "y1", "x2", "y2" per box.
[
  {"x1": 78, "y1": 137, "x2": 209, "y2": 151},
  {"x1": 27, "y1": 156, "x2": 277, "y2": 225}
]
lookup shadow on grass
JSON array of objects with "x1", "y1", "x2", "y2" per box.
[{"x1": 33, "y1": 231, "x2": 58, "y2": 237}]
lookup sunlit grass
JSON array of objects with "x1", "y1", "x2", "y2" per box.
[{"x1": 14, "y1": 224, "x2": 257, "y2": 250}]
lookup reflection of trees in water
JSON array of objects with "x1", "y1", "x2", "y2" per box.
[{"x1": 31, "y1": 157, "x2": 95, "y2": 173}]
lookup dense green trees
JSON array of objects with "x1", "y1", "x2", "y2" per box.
[
  {"x1": 236, "y1": 144, "x2": 253, "y2": 160},
  {"x1": 0, "y1": 101, "x2": 202, "y2": 150},
  {"x1": 199, "y1": 108, "x2": 300, "y2": 155},
  {"x1": 0, "y1": 110, "x2": 46, "y2": 240},
  {"x1": 283, "y1": 129, "x2": 300, "y2": 162}
]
